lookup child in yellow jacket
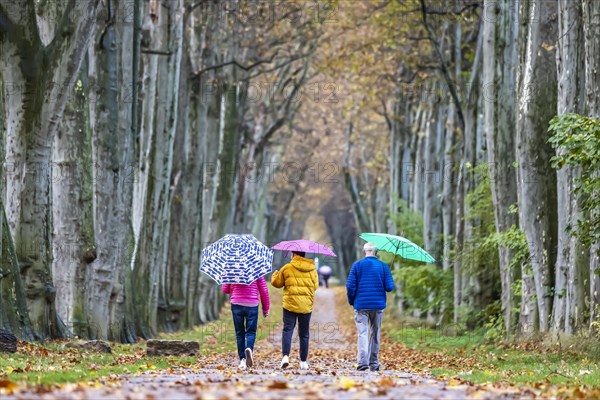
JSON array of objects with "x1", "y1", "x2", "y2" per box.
[{"x1": 271, "y1": 251, "x2": 318, "y2": 370}]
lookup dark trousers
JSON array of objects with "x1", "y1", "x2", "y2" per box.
[
  {"x1": 231, "y1": 304, "x2": 259, "y2": 360},
  {"x1": 282, "y1": 308, "x2": 312, "y2": 361}
]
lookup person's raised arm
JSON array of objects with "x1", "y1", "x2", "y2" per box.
[{"x1": 271, "y1": 265, "x2": 286, "y2": 288}]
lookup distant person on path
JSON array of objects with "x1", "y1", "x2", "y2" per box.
[
  {"x1": 271, "y1": 251, "x2": 319, "y2": 370},
  {"x1": 318, "y1": 265, "x2": 333, "y2": 288},
  {"x1": 222, "y1": 277, "x2": 270, "y2": 370},
  {"x1": 346, "y1": 242, "x2": 395, "y2": 371}
]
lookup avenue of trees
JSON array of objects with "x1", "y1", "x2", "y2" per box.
[{"x1": 1, "y1": 0, "x2": 599, "y2": 342}]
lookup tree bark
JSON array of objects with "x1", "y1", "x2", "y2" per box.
[
  {"x1": 515, "y1": 0, "x2": 558, "y2": 333},
  {"x1": 552, "y1": 0, "x2": 588, "y2": 334},
  {"x1": 164, "y1": 31, "x2": 203, "y2": 331},
  {"x1": 411, "y1": 107, "x2": 427, "y2": 213},
  {"x1": 1, "y1": 0, "x2": 99, "y2": 339},
  {"x1": 87, "y1": 0, "x2": 135, "y2": 341},
  {"x1": 482, "y1": 0, "x2": 520, "y2": 337},
  {"x1": 582, "y1": 0, "x2": 600, "y2": 332},
  {"x1": 52, "y1": 71, "x2": 94, "y2": 337},
  {"x1": 132, "y1": 0, "x2": 183, "y2": 337},
  {"x1": 423, "y1": 100, "x2": 443, "y2": 258}
]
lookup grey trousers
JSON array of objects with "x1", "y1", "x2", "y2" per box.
[{"x1": 354, "y1": 309, "x2": 383, "y2": 369}]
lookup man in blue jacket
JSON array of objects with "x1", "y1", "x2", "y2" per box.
[{"x1": 346, "y1": 242, "x2": 395, "y2": 371}]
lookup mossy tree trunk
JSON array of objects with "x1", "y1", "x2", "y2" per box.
[
  {"x1": 0, "y1": 0, "x2": 99, "y2": 339},
  {"x1": 86, "y1": 0, "x2": 136, "y2": 341},
  {"x1": 51, "y1": 69, "x2": 94, "y2": 337},
  {"x1": 132, "y1": 0, "x2": 182, "y2": 338}
]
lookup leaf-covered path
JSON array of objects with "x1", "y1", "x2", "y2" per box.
[{"x1": 5, "y1": 289, "x2": 521, "y2": 399}]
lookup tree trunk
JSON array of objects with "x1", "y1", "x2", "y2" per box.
[
  {"x1": 423, "y1": 100, "x2": 443, "y2": 258},
  {"x1": 0, "y1": 77, "x2": 34, "y2": 339},
  {"x1": 132, "y1": 0, "x2": 183, "y2": 337},
  {"x1": 87, "y1": 0, "x2": 136, "y2": 341},
  {"x1": 1, "y1": 0, "x2": 99, "y2": 339},
  {"x1": 582, "y1": 0, "x2": 600, "y2": 332},
  {"x1": 552, "y1": 0, "x2": 588, "y2": 334},
  {"x1": 388, "y1": 89, "x2": 403, "y2": 234},
  {"x1": 515, "y1": 0, "x2": 558, "y2": 333},
  {"x1": 442, "y1": 101, "x2": 456, "y2": 273},
  {"x1": 482, "y1": 0, "x2": 520, "y2": 337},
  {"x1": 411, "y1": 107, "x2": 427, "y2": 213},
  {"x1": 163, "y1": 37, "x2": 202, "y2": 332},
  {"x1": 52, "y1": 71, "x2": 94, "y2": 337}
]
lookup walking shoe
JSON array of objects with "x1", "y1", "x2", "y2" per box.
[
  {"x1": 245, "y1": 348, "x2": 253, "y2": 368},
  {"x1": 238, "y1": 358, "x2": 247, "y2": 370},
  {"x1": 357, "y1": 365, "x2": 368, "y2": 371},
  {"x1": 370, "y1": 366, "x2": 380, "y2": 371},
  {"x1": 280, "y1": 355, "x2": 289, "y2": 369},
  {"x1": 300, "y1": 361, "x2": 309, "y2": 370}
]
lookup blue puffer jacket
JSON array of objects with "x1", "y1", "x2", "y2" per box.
[{"x1": 346, "y1": 256, "x2": 395, "y2": 310}]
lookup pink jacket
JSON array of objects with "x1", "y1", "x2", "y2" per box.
[{"x1": 222, "y1": 276, "x2": 270, "y2": 315}]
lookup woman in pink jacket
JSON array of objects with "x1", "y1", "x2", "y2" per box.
[{"x1": 222, "y1": 276, "x2": 270, "y2": 370}]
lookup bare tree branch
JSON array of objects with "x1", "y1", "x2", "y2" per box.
[
  {"x1": 193, "y1": 48, "x2": 283, "y2": 77},
  {"x1": 419, "y1": 0, "x2": 466, "y2": 129}
]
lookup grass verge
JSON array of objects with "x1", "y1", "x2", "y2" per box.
[
  {"x1": 0, "y1": 287, "x2": 282, "y2": 386},
  {"x1": 333, "y1": 285, "x2": 600, "y2": 397},
  {"x1": 385, "y1": 322, "x2": 600, "y2": 387}
]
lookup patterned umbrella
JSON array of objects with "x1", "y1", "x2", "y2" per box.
[{"x1": 200, "y1": 234, "x2": 273, "y2": 285}]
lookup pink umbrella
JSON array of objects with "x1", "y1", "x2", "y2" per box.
[{"x1": 272, "y1": 240, "x2": 337, "y2": 257}]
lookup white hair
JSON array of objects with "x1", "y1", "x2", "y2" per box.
[{"x1": 363, "y1": 242, "x2": 377, "y2": 252}]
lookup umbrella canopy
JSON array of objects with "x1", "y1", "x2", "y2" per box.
[
  {"x1": 272, "y1": 240, "x2": 336, "y2": 257},
  {"x1": 359, "y1": 232, "x2": 435, "y2": 263},
  {"x1": 318, "y1": 265, "x2": 332, "y2": 275},
  {"x1": 200, "y1": 234, "x2": 273, "y2": 285}
]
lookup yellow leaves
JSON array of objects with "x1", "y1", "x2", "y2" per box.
[
  {"x1": 337, "y1": 377, "x2": 359, "y2": 390},
  {"x1": 447, "y1": 378, "x2": 464, "y2": 387}
]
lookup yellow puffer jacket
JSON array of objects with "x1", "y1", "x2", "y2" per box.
[{"x1": 271, "y1": 255, "x2": 318, "y2": 314}]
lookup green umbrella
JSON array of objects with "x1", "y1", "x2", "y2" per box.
[
  {"x1": 374, "y1": 250, "x2": 399, "y2": 266},
  {"x1": 359, "y1": 232, "x2": 435, "y2": 264}
]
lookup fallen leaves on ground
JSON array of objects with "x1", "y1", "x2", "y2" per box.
[{"x1": 1, "y1": 288, "x2": 597, "y2": 399}]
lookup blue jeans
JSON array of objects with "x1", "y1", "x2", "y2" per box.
[
  {"x1": 354, "y1": 310, "x2": 383, "y2": 369},
  {"x1": 282, "y1": 308, "x2": 312, "y2": 361},
  {"x1": 231, "y1": 304, "x2": 259, "y2": 360}
]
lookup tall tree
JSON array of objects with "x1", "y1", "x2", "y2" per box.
[
  {"x1": 482, "y1": 0, "x2": 520, "y2": 336},
  {"x1": 0, "y1": 0, "x2": 99, "y2": 338},
  {"x1": 51, "y1": 72, "x2": 94, "y2": 337},
  {"x1": 86, "y1": 0, "x2": 137, "y2": 341},
  {"x1": 552, "y1": 0, "x2": 588, "y2": 334},
  {"x1": 515, "y1": 0, "x2": 558, "y2": 333},
  {"x1": 582, "y1": 0, "x2": 600, "y2": 332}
]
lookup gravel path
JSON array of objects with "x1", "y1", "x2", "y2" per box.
[{"x1": 6, "y1": 289, "x2": 524, "y2": 399}]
